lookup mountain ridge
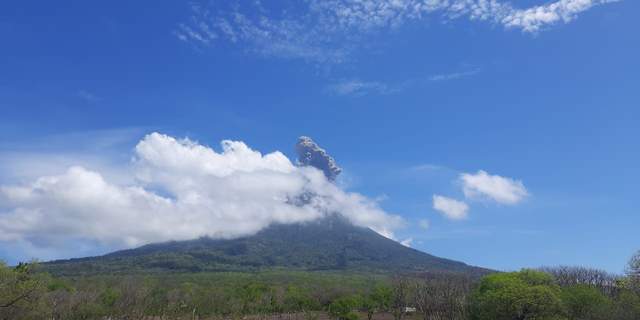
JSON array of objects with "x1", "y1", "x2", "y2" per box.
[{"x1": 45, "y1": 216, "x2": 485, "y2": 276}]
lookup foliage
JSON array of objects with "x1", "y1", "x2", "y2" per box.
[
  {"x1": 580, "y1": 292, "x2": 640, "y2": 320},
  {"x1": 626, "y1": 250, "x2": 640, "y2": 295},
  {"x1": 468, "y1": 269, "x2": 564, "y2": 320},
  {"x1": 0, "y1": 260, "x2": 50, "y2": 320},
  {"x1": 626, "y1": 250, "x2": 640, "y2": 278},
  {"x1": 6, "y1": 246, "x2": 640, "y2": 320},
  {"x1": 328, "y1": 296, "x2": 362, "y2": 320},
  {"x1": 46, "y1": 278, "x2": 74, "y2": 292},
  {"x1": 370, "y1": 285, "x2": 393, "y2": 311},
  {"x1": 561, "y1": 284, "x2": 609, "y2": 320}
]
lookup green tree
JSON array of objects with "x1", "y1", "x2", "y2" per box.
[
  {"x1": 561, "y1": 284, "x2": 609, "y2": 320},
  {"x1": 626, "y1": 250, "x2": 640, "y2": 278},
  {"x1": 626, "y1": 250, "x2": 640, "y2": 295},
  {"x1": 370, "y1": 285, "x2": 393, "y2": 312},
  {"x1": 0, "y1": 260, "x2": 50, "y2": 320},
  {"x1": 469, "y1": 269, "x2": 563, "y2": 320},
  {"x1": 328, "y1": 296, "x2": 362, "y2": 320}
]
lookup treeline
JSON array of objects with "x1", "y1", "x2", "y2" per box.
[{"x1": 2, "y1": 250, "x2": 640, "y2": 320}]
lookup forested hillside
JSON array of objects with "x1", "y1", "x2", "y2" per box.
[{"x1": 45, "y1": 217, "x2": 481, "y2": 276}]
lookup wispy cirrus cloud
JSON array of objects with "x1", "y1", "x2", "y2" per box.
[
  {"x1": 430, "y1": 69, "x2": 481, "y2": 81},
  {"x1": 172, "y1": 31, "x2": 188, "y2": 43},
  {"x1": 173, "y1": 0, "x2": 620, "y2": 63},
  {"x1": 326, "y1": 80, "x2": 391, "y2": 97},
  {"x1": 418, "y1": 218, "x2": 431, "y2": 229},
  {"x1": 78, "y1": 90, "x2": 97, "y2": 101},
  {"x1": 327, "y1": 68, "x2": 481, "y2": 97}
]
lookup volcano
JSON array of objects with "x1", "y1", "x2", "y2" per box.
[{"x1": 45, "y1": 216, "x2": 484, "y2": 276}]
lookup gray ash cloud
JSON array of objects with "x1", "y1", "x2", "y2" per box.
[{"x1": 294, "y1": 137, "x2": 342, "y2": 181}]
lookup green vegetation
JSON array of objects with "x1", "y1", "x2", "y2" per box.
[
  {"x1": 328, "y1": 296, "x2": 365, "y2": 320},
  {"x1": 0, "y1": 260, "x2": 50, "y2": 320},
  {"x1": 468, "y1": 269, "x2": 564, "y2": 320},
  {"x1": 560, "y1": 285, "x2": 609, "y2": 319},
  {"x1": 3, "y1": 226, "x2": 640, "y2": 320},
  {"x1": 2, "y1": 256, "x2": 640, "y2": 320},
  {"x1": 44, "y1": 218, "x2": 479, "y2": 276}
]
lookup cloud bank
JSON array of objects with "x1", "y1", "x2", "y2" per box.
[{"x1": 0, "y1": 133, "x2": 402, "y2": 249}]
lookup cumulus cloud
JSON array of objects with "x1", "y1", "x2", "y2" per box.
[
  {"x1": 0, "y1": 133, "x2": 402, "y2": 249},
  {"x1": 175, "y1": 0, "x2": 619, "y2": 62},
  {"x1": 433, "y1": 195, "x2": 470, "y2": 220},
  {"x1": 294, "y1": 137, "x2": 342, "y2": 181},
  {"x1": 459, "y1": 170, "x2": 529, "y2": 204}
]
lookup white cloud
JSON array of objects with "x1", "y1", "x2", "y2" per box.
[
  {"x1": 172, "y1": 31, "x2": 188, "y2": 42},
  {"x1": 459, "y1": 170, "x2": 529, "y2": 204},
  {"x1": 179, "y1": 23, "x2": 210, "y2": 45},
  {"x1": 78, "y1": 90, "x2": 97, "y2": 101},
  {"x1": 418, "y1": 218, "x2": 430, "y2": 229},
  {"x1": 0, "y1": 133, "x2": 403, "y2": 250},
  {"x1": 497, "y1": 0, "x2": 620, "y2": 33},
  {"x1": 430, "y1": 69, "x2": 480, "y2": 81},
  {"x1": 433, "y1": 195, "x2": 469, "y2": 220},
  {"x1": 451, "y1": 0, "x2": 620, "y2": 33},
  {"x1": 400, "y1": 238, "x2": 413, "y2": 247},
  {"x1": 197, "y1": 20, "x2": 218, "y2": 40},
  {"x1": 327, "y1": 80, "x2": 390, "y2": 97},
  {"x1": 175, "y1": 0, "x2": 619, "y2": 61},
  {"x1": 327, "y1": 69, "x2": 482, "y2": 97}
]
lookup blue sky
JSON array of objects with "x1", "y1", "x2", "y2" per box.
[{"x1": 1, "y1": 0, "x2": 639, "y2": 273}]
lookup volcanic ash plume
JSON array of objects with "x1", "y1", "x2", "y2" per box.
[{"x1": 294, "y1": 136, "x2": 342, "y2": 181}]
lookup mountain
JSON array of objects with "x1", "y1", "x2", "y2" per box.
[{"x1": 45, "y1": 216, "x2": 483, "y2": 276}]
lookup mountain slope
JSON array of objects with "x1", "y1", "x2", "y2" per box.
[{"x1": 45, "y1": 217, "x2": 482, "y2": 275}]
